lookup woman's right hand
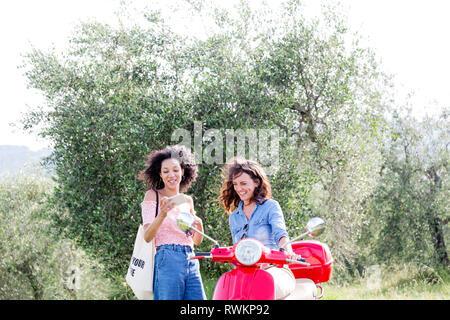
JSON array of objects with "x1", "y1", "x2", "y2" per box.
[{"x1": 159, "y1": 196, "x2": 175, "y2": 218}]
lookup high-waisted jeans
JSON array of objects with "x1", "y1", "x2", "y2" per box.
[{"x1": 153, "y1": 244, "x2": 206, "y2": 300}]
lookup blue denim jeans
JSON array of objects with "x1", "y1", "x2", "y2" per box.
[{"x1": 153, "y1": 244, "x2": 206, "y2": 300}]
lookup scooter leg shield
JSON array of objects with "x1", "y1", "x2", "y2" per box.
[
  {"x1": 213, "y1": 268, "x2": 275, "y2": 300},
  {"x1": 265, "y1": 266, "x2": 296, "y2": 300},
  {"x1": 284, "y1": 278, "x2": 317, "y2": 300}
]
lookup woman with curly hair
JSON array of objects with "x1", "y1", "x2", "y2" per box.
[
  {"x1": 137, "y1": 145, "x2": 206, "y2": 300},
  {"x1": 218, "y1": 157, "x2": 298, "y2": 299}
]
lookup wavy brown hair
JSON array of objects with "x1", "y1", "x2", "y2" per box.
[
  {"x1": 137, "y1": 145, "x2": 197, "y2": 192},
  {"x1": 219, "y1": 157, "x2": 272, "y2": 215}
]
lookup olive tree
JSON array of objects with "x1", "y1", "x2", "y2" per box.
[{"x1": 364, "y1": 108, "x2": 449, "y2": 268}]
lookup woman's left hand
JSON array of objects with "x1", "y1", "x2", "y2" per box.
[
  {"x1": 191, "y1": 215, "x2": 204, "y2": 246},
  {"x1": 278, "y1": 237, "x2": 300, "y2": 260},
  {"x1": 192, "y1": 215, "x2": 203, "y2": 231},
  {"x1": 286, "y1": 250, "x2": 302, "y2": 261}
]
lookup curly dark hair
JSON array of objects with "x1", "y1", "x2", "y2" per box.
[
  {"x1": 218, "y1": 157, "x2": 272, "y2": 215},
  {"x1": 138, "y1": 145, "x2": 198, "y2": 192}
]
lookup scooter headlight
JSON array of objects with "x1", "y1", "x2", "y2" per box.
[{"x1": 235, "y1": 239, "x2": 262, "y2": 266}]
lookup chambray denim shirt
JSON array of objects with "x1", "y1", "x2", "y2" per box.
[{"x1": 228, "y1": 199, "x2": 289, "y2": 249}]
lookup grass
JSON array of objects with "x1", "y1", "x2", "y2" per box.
[
  {"x1": 323, "y1": 280, "x2": 449, "y2": 300},
  {"x1": 314, "y1": 265, "x2": 449, "y2": 300},
  {"x1": 202, "y1": 276, "x2": 218, "y2": 300}
]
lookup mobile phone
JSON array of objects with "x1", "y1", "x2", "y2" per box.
[{"x1": 168, "y1": 194, "x2": 188, "y2": 206}]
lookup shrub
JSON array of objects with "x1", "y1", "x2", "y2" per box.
[{"x1": 0, "y1": 171, "x2": 116, "y2": 299}]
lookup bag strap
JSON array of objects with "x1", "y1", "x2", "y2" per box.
[{"x1": 154, "y1": 189, "x2": 159, "y2": 218}]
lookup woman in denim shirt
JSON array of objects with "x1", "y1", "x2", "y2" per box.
[
  {"x1": 219, "y1": 157, "x2": 296, "y2": 255},
  {"x1": 218, "y1": 157, "x2": 298, "y2": 299}
]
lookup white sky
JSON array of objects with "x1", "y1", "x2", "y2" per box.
[{"x1": 0, "y1": 0, "x2": 449, "y2": 151}]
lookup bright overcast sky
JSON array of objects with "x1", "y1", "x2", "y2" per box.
[{"x1": 1, "y1": 0, "x2": 449, "y2": 151}]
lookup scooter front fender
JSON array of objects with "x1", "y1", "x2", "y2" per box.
[{"x1": 212, "y1": 267, "x2": 275, "y2": 300}]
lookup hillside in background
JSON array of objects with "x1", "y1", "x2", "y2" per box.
[{"x1": 0, "y1": 145, "x2": 53, "y2": 176}]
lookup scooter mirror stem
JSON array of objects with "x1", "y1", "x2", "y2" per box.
[
  {"x1": 281, "y1": 231, "x2": 309, "y2": 249},
  {"x1": 282, "y1": 217, "x2": 326, "y2": 248},
  {"x1": 190, "y1": 225, "x2": 220, "y2": 248},
  {"x1": 177, "y1": 212, "x2": 220, "y2": 247}
]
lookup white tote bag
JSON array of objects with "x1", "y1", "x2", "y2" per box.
[
  {"x1": 126, "y1": 224, "x2": 156, "y2": 300},
  {"x1": 126, "y1": 190, "x2": 159, "y2": 300}
]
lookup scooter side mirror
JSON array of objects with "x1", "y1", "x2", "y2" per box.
[
  {"x1": 281, "y1": 217, "x2": 326, "y2": 249},
  {"x1": 176, "y1": 212, "x2": 220, "y2": 248},
  {"x1": 306, "y1": 217, "x2": 325, "y2": 237},
  {"x1": 176, "y1": 211, "x2": 195, "y2": 232}
]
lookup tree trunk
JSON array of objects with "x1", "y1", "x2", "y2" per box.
[
  {"x1": 426, "y1": 166, "x2": 449, "y2": 266},
  {"x1": 428, "y1": 215, "x2": 449, "y2": 266}
]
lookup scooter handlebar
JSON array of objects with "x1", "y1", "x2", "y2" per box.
[
  {"x1": 188, "y1": 252, "x2": 213, "y2": 260},
  {"x1": 190, "y1": 245, "x2": 310, "y2": 266},
  {"x1": 195, "y1": 252, "x2": 212, "y2": 257},
  {"x1": 286, "y1": 258, "x2": 310, "y2": 266}
]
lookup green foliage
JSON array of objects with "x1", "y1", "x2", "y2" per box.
[
  {"x1": 0, "y1": 172, "x2": 117, "y2": 299},
  {"x1": 361, "y1": 108, "x2": 449, "y2": 269}
]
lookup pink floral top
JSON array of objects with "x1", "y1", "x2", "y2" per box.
[{"x1": 141, "y1": 200, "x2": 194, "y2": 248}]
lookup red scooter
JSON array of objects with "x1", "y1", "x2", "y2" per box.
[{"x1": 177, "y1": 213, "x2": 333, "y2": 300}]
